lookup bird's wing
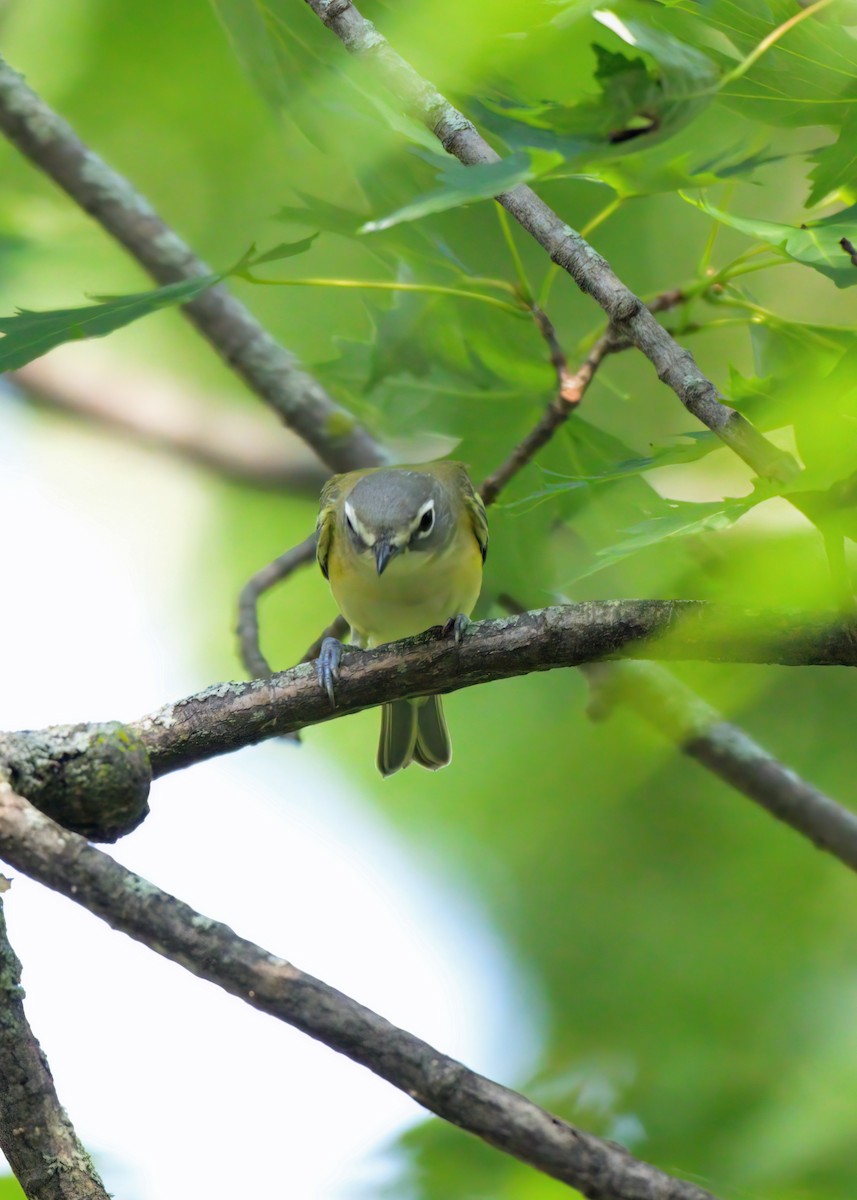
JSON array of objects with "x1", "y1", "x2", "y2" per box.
[
  {"x1": 458, "y1": 466, "x2": 489, "y2": 563},
  {"x1": 316, "y1": 474, "x2": 344, "y2": 580}
]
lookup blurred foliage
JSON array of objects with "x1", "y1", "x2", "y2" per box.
[
  {"x1": 2, "y1": 0, "x2": 857, "y2": 1197},
  {"x1": 0, "y1": 238, "x2": 317, "y2": 370}
]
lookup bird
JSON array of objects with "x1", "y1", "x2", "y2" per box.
[{"x1": 315, "y1": 461, "x2": 488, "y2": 776}]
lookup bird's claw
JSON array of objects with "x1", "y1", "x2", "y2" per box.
[
  {"x1": 442, "y1": 613, "x2": 470, "y2": 645},
  {"x1": 315, "y1": 636, "x2": 344, "y2": 708}
]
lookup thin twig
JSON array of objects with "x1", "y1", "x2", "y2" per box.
[
  {"x1": 479, "y1": 288, "x2": 683, "y2": 504},
  {"x1": 237, "y1": 551, "x2": 349, "y2": 680},
  {"x1": 582, "y1": 660, "x2": 857, "y2": 869},
  {"x1": 236, "y1": 535, "x2": 318, "y2": 678},
  {"x1": 0, "y1": 882, "x2": 109, "y2": 1200},
  {"x1": 302, "y1": 0, "x2": 797, "y2": 484},
  {"x1": 0, "y1": 782, "x2": 718, "y2": 1200},
  {"x1": 490, "y1": 318, "x2": 857, "y2": 878},
  {"x1": 0, "y1": 54, "x2": 385, "y2": 476},
  {"x1": 480, "y1": 304, "x2": 600, "y2": 505}
]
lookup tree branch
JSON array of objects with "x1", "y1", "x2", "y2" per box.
[
  {"x1": 10, "y1": 358, "x2": 327, "y2": 492},
  {"x1": 583, "y1": 660, "x2": 857, "y2": 871},
  {"x1": 0, "y1": 722, "x2": 150, "y2": 843},
  {"x1": 236, "y1": 534, "x2": 319, "y2": 678},
  {"x1": 0, "y1": 54, "x2": 385, "y2": 476},
  {"x1": 301, "y1": 0, "x2": 797, "y2": 483},
  {"x1": 488, "y1": 315, "x2": 857, "y2": 875},
  {"x1": 480, "y1": 289, "x2": 683, "y2": 506},
  {"x1": 130, "y1": 603, "x2": 857, "y2": 777},
  {"x1": 0, "y1": 33, "x2": 840, "y2": 1200},
  {"x1": 480, "y1": 304, "x2": 604, "y2": 506},
  {"x1": 235, "y1": 281, "x2": 686, "y2": 676},
  {"x1": 0, "y1": 882, "x2": 109, "y2": 1200},
  {"x1": 0, "y1": 781, "x2": 718, "y2": 1200}
]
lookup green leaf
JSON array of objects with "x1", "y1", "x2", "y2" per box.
[
  {"x1": 525, "y1": 431, "x2": 724, "y2": 491},
  {"x1": 359, "y1": 150, "x2": 563, "y2": 233},
  {"x1": 0, "y1": 276, "x2": 218, "y2": 372},
  {"x1": 479, "y1": 16, "x2": 717, "y2": 165},
  {"x1": 807, "y1": 108, "x2": 857, "y2": 207},
  {"x1": 275, "y1": 188, "x2": 473, "y2": 276},
  {"x1": 681, "y1": 194, "x2": 857, "y2": 287},
  {"x1": 0, "y1": 239, "x2": 317, "y2": 371},
  {"x1": 733, "y1": 321, "x2": 854, "y2": 437},
  {"x1": 363, "y1": 273, "x2": 439, "y2": 393},
  {"x1": 210, "y1": 0, "x2": 291, "y2": 112},
  {"x1": 727, "y1": 327, "x2": 857, "y2": 512},
  {"x1": 233, "y1": 234, "x2": 318, "y2": 270},
  {"x1": 209, "y1": 0, "x2": 335, "y2": 148},
  {"x1": 571, "y1": 495, "x2": 759, "y2": 581},
  {"x1": 675, "y1": 0, "x2": 857, "y2": 128},
  {"x1": 791, "y1": 342, "x2": 857, "y2": 490},
  {"x1": 593, "y1": 140, "x2": 783, "y2": 199},
  {"x1": 275, "y1": 193, "x2": 365, "y2": 237}
]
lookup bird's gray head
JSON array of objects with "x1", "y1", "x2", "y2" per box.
[{"x1": 343, "y1": 469, "x2": 451, "y2": 574}]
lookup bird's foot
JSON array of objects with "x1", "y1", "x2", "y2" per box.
[
  {"x1": 442, "y1": 613, "x2": 470, "y2": 645},
  {"x1": 315, "y1": 636, "x2": 345, "y2": 708}
]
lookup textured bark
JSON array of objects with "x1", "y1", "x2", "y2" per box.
[
  {"x1": 132, "y1": 602, "x2": 857, "y2": 777},
  {"x1": 584, "y1": 661, "x2": 857, "y2": 870},
  {"x1": 302, "y1": 0, "x2": 796, "y2": 483},
  {"x1": 236, "y1": 535, "x2": 318, "y2": 678},
  {"x1": 0, "y1": 722, "x2": 150, "y2": 842},
  {"x1": 0, "y1": 893, "x2": 108, "y2": 1200},
  {"x1": 0, "y1": 784, "x2": 717, "y2": 1200},
  {"x1": 0, "y1": 55, "x2": 385, "y2": 475}
]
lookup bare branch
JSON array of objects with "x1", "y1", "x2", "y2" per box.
[
  {"x1": 488, "y1": 326, "x2": 857, "y2": 875},
  {"x1": 0, "y1": 884, "x2": 109, "y2": 1200},
  {"x1": 301, "y1": 0, "x2": 796, "y2": 483},
  {"x1": 10, "y1": 358, "x2": 327, "y2": 493},
  {"x1": 0, "y1": 782, "x2": 718, "y2": 1200},
  {"x1": 480, "y1": 306, "x2": 599, "y2": 505},
  {"x1": 480, "y1": 288, "x2": 685, "y2": 505},
  {"x1": 0, "y1": 54, "x2": 385, "y2": 476},
  {"x1": 0, "y1": 722, "x2": 150, "y2": 843},
  {"x1": 584, "y1": 661, "x2": 857, "y2": 871},
  {"x1": 130, "y1": 603, "x2": 857, "y2": 778},
  {"x1": 236, "y1": 535, "x2": 319, "y2": 678},
  {"x1": 236, "y1": 541, "x2": 349, "y2": 681}
]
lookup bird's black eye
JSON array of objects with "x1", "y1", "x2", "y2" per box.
[
  {"x1": 418, "y1": 507, "x2": 434, "y2": 534},
  {"x1": 345, "y1": 508, "x2": 357, "y2": 534}
]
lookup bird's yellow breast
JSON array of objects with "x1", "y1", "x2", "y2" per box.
[{"x1": 327, "y1": 523, "x2": 483, "y2": 648}]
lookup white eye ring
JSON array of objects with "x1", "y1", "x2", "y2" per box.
[
  {"x1": 416, "y1": 501, "x2": 435, "y2": 537},
  {"x1": 344, "y1": 502, "x2": 358, "y2": 535}
]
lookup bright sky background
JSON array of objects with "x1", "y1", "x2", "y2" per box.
[{"x1": 0, "y1": 380, "x2": 540, "y2": 1198}]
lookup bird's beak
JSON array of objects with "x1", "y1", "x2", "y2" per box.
[{"x1": 374, "y1": 539, "x2": 396, "y2": 575}]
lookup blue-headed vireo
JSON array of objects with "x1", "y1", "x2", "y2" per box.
[{"x1": 315, "y1": 461, "x2": 488, "y2": 776}]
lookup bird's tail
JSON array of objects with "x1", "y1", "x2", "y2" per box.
[{"x1": 377, "y1": 696, "x2": 452, "y2": 777}]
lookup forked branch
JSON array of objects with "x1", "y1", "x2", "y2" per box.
[
  {"x1": 302, "y1": 0, "x2": 797, "y2": 483},
  {"x1": 0, "y1": 781, "x2": 718, "y2": 1200}
]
